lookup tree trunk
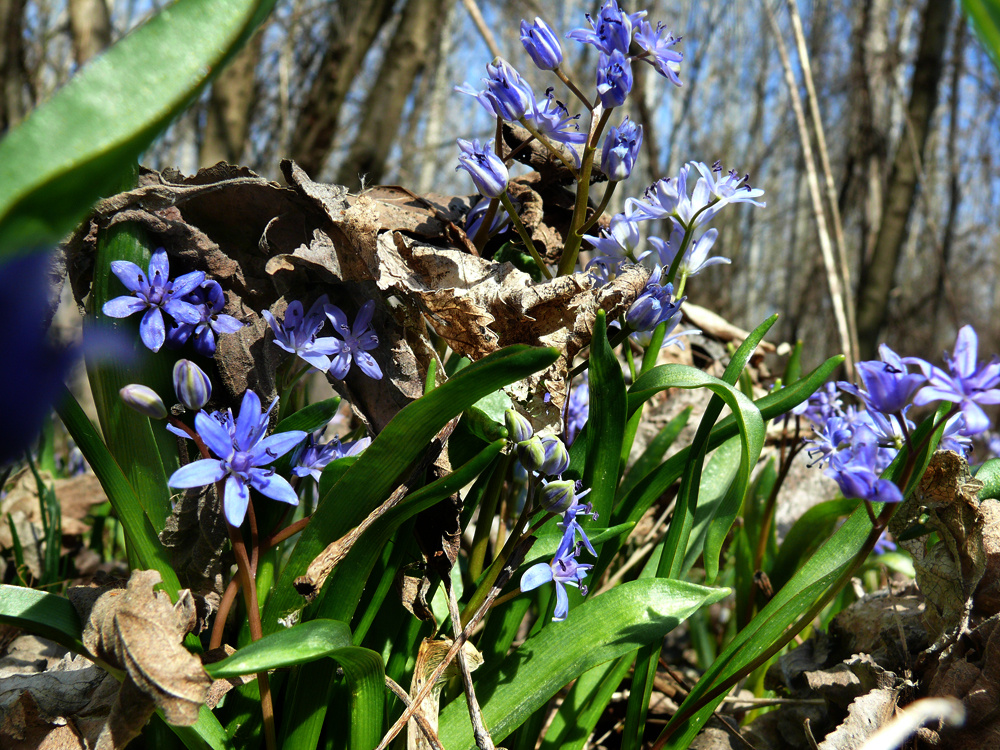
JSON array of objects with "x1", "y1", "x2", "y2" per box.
[
  {"x1": 200, "y1": 32, "x2": 263, "y2": 167},
  {"x1": 68, "y1": 0, "x2": 112, "y2": 66},
  {"x1": 0, "y1": 0, "x2": 28, "y2": 132},
  {"x1": 335, "y1": 0, "x2": 452, "y2": 190},
  {"x1": 289, "y1": 0, "x2": 395, "y2": 178},
  {"x1": 855, "y1": 0, "x2": 953, "y2": 358}
]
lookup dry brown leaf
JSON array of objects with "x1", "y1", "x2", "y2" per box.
[
  {"x1": 68, "y1": 570, "x2": 211, "y2": 748},
  {"x1": 889, "y1": 451, "x2": 986, "y2": 647}
]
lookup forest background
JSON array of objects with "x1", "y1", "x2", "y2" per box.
[{"x1": 4, "y1": 0, "x2": 998, "y2": 373}]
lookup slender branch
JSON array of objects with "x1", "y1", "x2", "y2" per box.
[
  {"x1": 446, "y1": 578, "x2": 495, "y2": 750},
  {"x1": 554, "y1": 66, "x2": 594, "y2": 110},
  {"x1": 384, "y1": 676, "x2": 444, "y2": 750},
  {"x1": 209, "y1": 576, "x2": 240, "y2": 651}
]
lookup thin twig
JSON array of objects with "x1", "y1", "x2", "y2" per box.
[
  {"x1": 459, "y1": 0, "x2": 501, "y2": 59},
  {"x1": 446, "y1": 578, "x2": 495, "y2": 750},
  {"x1": 384, "y1": 675, "x2": 444, "y2": 750}
]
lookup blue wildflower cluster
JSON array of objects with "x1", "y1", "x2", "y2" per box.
[
  {"x1": 506, "y1": 409, "x2": 597, "y2": 621},
  {"x1": 102, "y1": 248, "x2": 242, "y2": 355},
  {"x1": 291, "y1": 429, "x2": 372, "y2": 483},
  {"x1": 802, "y1": 326, "x2": 1000, "y2": 506},
  {"x1": 263, "y1": 296, "x2": 382, "y2": 381}
]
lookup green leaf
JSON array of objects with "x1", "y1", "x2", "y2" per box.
[
  {"x1": 206, "y1": 619, "x2": 353, "y2": 678},
  {"x1": 964, "y1": 0, "x2": 1000, "y2": 74},
  {"x1": 770, "y1": 498, "x2": 859, "y2": 591},
  {"x1": 261, "y1": 345, "x2": 558, "y2": 634},
  {"x1": 274, "y1": 396, "x2": 342, "y2": 434},
  {"x1": 976, "y1": 458, "x2": 1000, "y2": 500},
  {"x1": 585, "y1": 311, "x2": 627, "y2": 525},
  {"x1": 0, "y1": 0, "x2": 277, "y2": 253},
  {"x1": 56, "y1": 387, "x2": 183, "y2": 597},
  {"x1": 541, "y1": 656, "x2": 633, "y2": 750},
  {"x1": 464, "y1": 389, "x2": 513, "y2": 443},
  {"x1": 437, "y1": 579, "x2": 729, "y2": 749},
  {"x1": 681, "y1": 436, "x2": 742, "y2": 575},
  {"x1": 617, "y1": 407, "x2": 691, "y2": 500},
  {"x1": 0, "y1": 585, "x2": 85, "y2": 654}
]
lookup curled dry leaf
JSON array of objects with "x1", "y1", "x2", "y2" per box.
[
  {"x1": 888, "y1": 450, "x2": 986, "y2": 647},
  {"x1": 68, "y1": 570, "x2": 210, "y2": 749}
]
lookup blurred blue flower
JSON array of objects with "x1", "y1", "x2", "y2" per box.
[
  {"x1": 165, "y1": 279, "x2": 243, "y2": 357},
  {"x1": 520, "y1": 17, "x2": 563, "y2": 70},
  {"x1": 634, "y1": 21, "x2": 683, "y2": 85},
  {"x1": 910, "y1": 325, "x2": 1000, "y2": 435},
  {"x1": 168, "y1": 390, "x2": 306, "y2": 527},
  {"x1": 262, "y1": 296, "x2": 341, "y2": 372},
  {"x1": 601, "y1": 116, "x2": 642, "y2": 181},
  {"x1": 326, "y1": 300, "x2": 383, "y2": 381},
  {"x1": 566, "y1": 0, "x2": 645, "y2": 55},
  {"x1": 520, "y1": 526, "x2": 594, "y2": 621},
  {"x1": 456, "y1": 139, "x2": 509, "y2": 199},
  {"x1": 564, "y1": 377, "x2": 589, "y2": 445},
  {"x1": 596, "y1": 49, "x2": 632, "y2": 108},
  {"x1": 102, "y1": 248, "x2": 205, "y2": 352},
  {"x1": 465, "y1": 197, "x2": 512, "y2": 239}
]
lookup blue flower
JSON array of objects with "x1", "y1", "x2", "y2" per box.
[
  {"x1": 520, "y1": 17, "x2": 563, "y2": 70},
  {"x1": 644, "y1": 225, "x2": 729, "y2": 278},
  {"x1": 119, "y1": 384, "x2": 167, "y2": 419},
  {"x1": 584, "y1": 210, "x2": 644, "y2": 283},
  {"x1": 456, "y1": 58, "x2": 535, "y2": 122},
  {"x1": 520, "y1": 527, "x2": 594, "y2": 621},
  {"x1": 824, "y1": 428, "x2": 903, "y2": 504},
  {"x1": 326, "y1": 300, "x2": 383, "y2": 380},
  {"x1": 596, "y1": 49, "x2": 632, "y2": 108},
  {"x1": 626, "y1": 269, "x2": 684, "y2": 332},
  {"x1": 456, "y1": 139, "x2": 509, "y2": 199},
  {"x1": 910, "y1": 325, "x2": 1000, "y2": 435},
  {"x1": 939, "y1": 414, "x2": 973, "y2": 457},
  {"x1": 167, "y1": 390, "x2": 307, "y2": 527},
  {"x1": 518, "y1": 434, "x2": 570, "y2": 476},
  {"x1": 165, "y1": 280, "x2": 243, "y2": 357},
  {"x1": 525, "y1": 90, "x2": 586, "y2": 164},
  {"x1": 838, "y1": 344, "x2": 925, "y2": 415},
  {"x1": 600, "y1": 116, "x2": 642, "y2": 181},
  {"x1": 634, "y1": 21, "x2": 683, "y2": 85},
  {"x1": 102, "y1": 248, "x2": 205, "y2": 352},
  {"x1": 292, "y1": 430, "x2": 372, "y2": 483},
  {"x1": 628, "y1": 161, "x2": 765, "y2": 228},
  {"x1": 262, "y1": 296, "x2": 342, "y2": 372},
  {"x1": 566, "y1": 0, "x2": 645, "y2": 55}
]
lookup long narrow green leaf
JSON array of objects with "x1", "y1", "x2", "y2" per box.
[
  {"x1": 0, "y1": 585, "x2": 84, "y2": 653},
  {"x1": 206, "y1": 620, "x2": 353, "y2": 678},
  {"x1": 541, "y1": 655, "x2": 633, "y2": 750},
  {"x1": 438, "y1": 579, "x2": 728, "y2": 749},
  {"x1": 617, "y1": 407, "x2": 691, "y2": 500},
  {"x1": 56, "y1": 387, "x2": 182, "y2": 596},
  {"x1": 261, "y1": 345, "x2": 557, "y2": 634},
  {"x1": 585, "y1": 310, "x2": 627, "y2": 523},
  {"x1": 0, "y1": 0, "x2": 277, "y2": 252}
]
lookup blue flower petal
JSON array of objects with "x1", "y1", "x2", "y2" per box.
[
  {"x1": 248, "y1": 470, "x2": 299, "y2": 505},
  {"x1": 223, "y1": 474, "x2": 250, "y2": 526},
  {"x1": 253, "y1": 431, "x2": 308, "y2": 464},
  {"x1": 234, "y1": 390, "x2": 262, "y2": 449},
  {"x1": 195, "y1": 411, "x2": 236, "y2": 459},
  {"x1": 212, "y1": 314, "x2": 243, "y2": 334},
  {"x1": 328, "y1": 352, "x2": 351, "y2": 380},
  {"x1": 110, "y1": 260, "x2": 147, "y2": 292},
  {"x1": 355, "y1": 351, "x2": 383, "y2": 380},
  {"x1": 168, "y1": 458, "x2": 227, "y2": 488},
  {"x1": 165, "y1": 299, "x2": 203, "y2": 325},
  {"x1": 140, "y1": 307, "x2": 166, "y2": 351},
  {"x1": 148, "y1": 249, "x2": 170, "y2": 281},
  {"x1": 102, "y1": 296, "x2": 146, "y2": 318},
  {"x1": 171, "y1": 270, "x2": 207, "y2": 298},
  {"x1": 552, "y1": 581, "x2": 569, "y2": 621},
  {"x1": 520, "y1": 562, "x2": 554, "y2": 592}
]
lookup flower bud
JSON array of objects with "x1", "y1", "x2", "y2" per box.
[
  {"x1": 520, "y1": 17, "x2": 563, "y2": 70},
  {"x1": 120, "y1": 384, "x2": 167, "y2": 419},
  {"x1": 505, "y1": 408, "x2": 534, "y2": 443},
  {"x1": 538, "y1": 479, "x2": 577, "y2": 513},
  {"x1": 537, "y1": 435, "x2": 570, "y2": 476},
  {"x1": 601, "y1": 116, "x2": 642, "y2": 182},
  {"x1": 517, "y1": 435, "x2": 547, "y2": 472},
  {"x1": 173, "y1": 359, "x2": 212, "y2": 410}
]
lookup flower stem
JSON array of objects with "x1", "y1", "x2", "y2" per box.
[
  {"x1": 518, "y1": 117, "x2": 580, "y2": 178},
  {"x1": 554, "y1": 66, "x2": 594, "y2": 110},
  {"x1": 499, "y1": 192, "x2": 551, "y2": 280},
  {"x1": 224, "y1": 495, "x2": 277, "y2": 750},
  {"x1": 558, "y1": 108, "x2": 614, "y2": 276},
  {"x1": 470, "y1": 198, "x2": 501, "y2": 252}
]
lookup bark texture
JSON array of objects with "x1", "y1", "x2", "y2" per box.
[
  {"x1": 200, "y1": 32, "x2": 263, "y2": 168},
  {"x1": 855, "y1": 0, "x2": 954, "y2": 358},
  {"x1": 68, "y1": 0, "x2": 111, "y2": 66}
]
